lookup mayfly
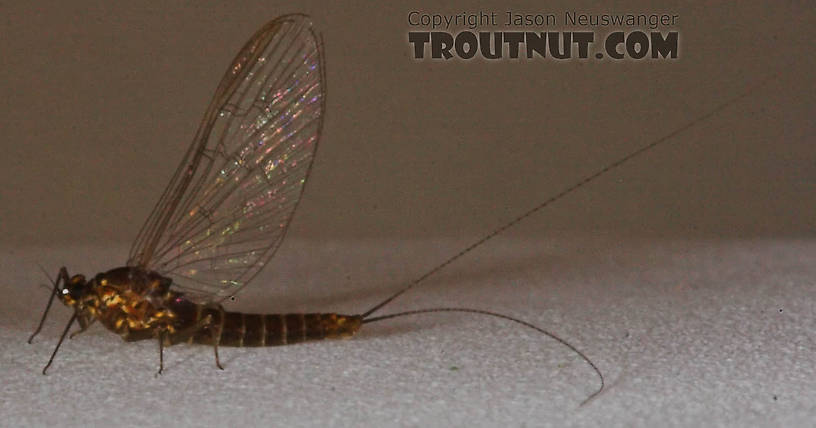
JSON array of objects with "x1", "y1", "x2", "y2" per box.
[{"x1": 27, "y1": 14, "x2": 769, "y2": 405}]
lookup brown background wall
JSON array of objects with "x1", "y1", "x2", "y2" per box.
[{"x1": 1, "y1": 1, "x2": 813, "y2": 246}]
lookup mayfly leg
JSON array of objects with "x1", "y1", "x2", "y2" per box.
[
  {"x1": 28, "y1": 267, "x2": 70, "y2": 344},
  {"x1": 41, "y1": 312, "x2": 77, "y2": 375},
  {"x1": 210, "y1": 309, "x2": 225, "y2": 370},
  {"x1": 157, "y1": 329, "x2": 167, "y2": 375},
  {"x1": 154, "y1": 329, "x2": 225, "y2": 377},
  {"x1": 69, "y1": 317, "x2": 96, "y2": 339},
  {"x1": 156, "y1": 309, "x2": 226, "y2": 374},
  {"x1": 153, "y1": 324, "x2": 219, "y2": 377}
]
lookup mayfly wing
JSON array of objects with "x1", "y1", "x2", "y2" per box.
[{"x1": 127, "y1": 14, "x2": 325, "y2": 300}]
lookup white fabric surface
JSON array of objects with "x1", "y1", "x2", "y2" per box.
[{"x1": 1, "y1": 236, "x2": 814, "y2": 427}]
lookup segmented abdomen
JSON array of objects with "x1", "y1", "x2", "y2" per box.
[{"x1": 189, "y1": 307, "x2": 362, "y2": 347}]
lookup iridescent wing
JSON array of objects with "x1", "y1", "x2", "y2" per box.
[{"x1": 127, "y1": 15, "x2": 325, "y2": 301}]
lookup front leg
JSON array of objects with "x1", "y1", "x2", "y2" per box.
[{"x1": 28, "y1": 267, "x2": 72, "y2": 344}]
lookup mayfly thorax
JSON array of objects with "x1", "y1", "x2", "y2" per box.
[{"x1": 28, "y1": 14, "x2": 772, "y2": 406}]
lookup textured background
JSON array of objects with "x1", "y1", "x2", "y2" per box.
[
  {"x1": 3, "y1": 239, "x2": 816, "y2": 426},
  {"x1": 1, "y1": 1, "x2": 814, "y2": 427}
]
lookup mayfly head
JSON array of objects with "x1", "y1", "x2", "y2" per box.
[
  {"x1": 29, "y1": 266, "x2": 92, "y2": 373},
  {"x1": 28, "y1": 267, "x2": 87, "y2": 347},
  {"x1": 58, "y1": 273, "x2": 88, "y2": 308}
]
